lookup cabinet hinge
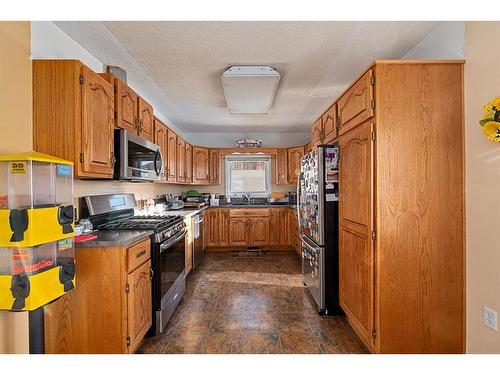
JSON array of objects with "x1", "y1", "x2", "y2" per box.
[
  {"x1": 125, "y1": 284, "x2": 130, "y2": 293},
  {"x1": 79, "y1": 74, "x2": 84, "y2": 85},
  {"x1": 126, "y1": 337, "x2": 131, "y2": 347},
  {"x1": 372, "y1": 328, "x2": 377, "y2": 337},
  {"x1": 371, "y1": 99, "x2": 376, "y2": 109},
  {"x1": 371, "y1": 131, "x2": 376, "y2": 142},
  {"x1": 370, "y1": 74, "x2": 375, "y2": 85},
  {"x1": 79, "y1": 152, "x2": 84, "y2": 163},
  {"x1": 371, "y1": 230, "x2": 376, "y2": 240}
]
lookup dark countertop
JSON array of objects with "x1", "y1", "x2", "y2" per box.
[
  {"x1": 75, "y1": 229, "x2": 153, "y2": 248},
  {"x1": 209, "y1": 204, "x2": 297, "y2": 209}
]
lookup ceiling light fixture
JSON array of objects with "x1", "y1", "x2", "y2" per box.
[{"x1": 221, "y1": 66, "x2": 280, "y2": 114}]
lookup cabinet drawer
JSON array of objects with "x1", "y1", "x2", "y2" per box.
[
  {"x1": 229, "y1": 208, "x2": 269, "y2": 217},
  {"x1": 127, "y1": 239, "x2": 151, "y2": 272}
]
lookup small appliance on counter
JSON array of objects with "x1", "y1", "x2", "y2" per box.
[
  {"x1": 169, "y1": 196, "x2": 185, "y2": 210},
  {"x1": 183, "y1": 190, "x2": 205, "y2": 209}
]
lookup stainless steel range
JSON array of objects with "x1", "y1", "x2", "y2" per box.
[{"x1": 81, "y1": 193, "x2": 187, "y2": 335}]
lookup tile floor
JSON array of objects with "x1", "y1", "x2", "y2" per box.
[{"x1": 137, "y1": 251, "x2": 368, "y2": 354}]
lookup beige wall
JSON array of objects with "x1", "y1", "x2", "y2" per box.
[
  {"x1": 0, "y1": 21, "x2": 32, "y2": 354},
  {"x1": 465, "y1": 22, "x2": 500, "y2": 353}
]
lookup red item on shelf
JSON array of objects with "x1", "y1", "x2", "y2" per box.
[{"x1": 74, "y1": 234, "x2": 98, "y2": 243}]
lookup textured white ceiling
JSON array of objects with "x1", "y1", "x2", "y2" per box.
[{"x1": 55, "y1": 21, "x2": 440, "y2": 133}]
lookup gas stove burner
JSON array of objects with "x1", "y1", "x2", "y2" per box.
[{"x1": 98, "y1": 214, "x2": 184, "y2": 233}]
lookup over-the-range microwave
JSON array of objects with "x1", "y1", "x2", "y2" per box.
[{"x1": 114, "y1": 129, "x2": 163, "y2": 181}]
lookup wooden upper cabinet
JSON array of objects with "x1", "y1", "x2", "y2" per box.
[
  {"x1": 33, "y1": 60, "x2": 114, "y2": 178},
  {"x1": 338, "y1": 120, "x2": 374, "y2": 348},
  {"x1": 287, "y1": 146, "x2": 305, "y2": 184},
  {"x1": 81, "y1": 66, "x2": 115, "y2": 177},
  {"x1": 338, "y1": 69, "x2": 374, "y2": 135},
  {"x1": 311, "y1": 118, "x2": 323, "y2": 147},
  {"x1": 304, "y1": 142, "x2": 312, "y2": 153},
  {"x1": 177, "y1": 137, "x2": 186, "y2": 182},
  {"x1": 275, "y1": 148, "x2": 288, "y2": 184},
  {"x1": 154, "y1": 117, "x2": 168, "y2": 181},
  {"x1": 209, "y1": 149, "x2": 220, "y2": 184},
  {"x1": 138, "y1": 97, "x2": 154, "y2": 142},
  {"x1": 185, "y1": 143, "x2": 193, "y2": 183},
  {"x1": 126, "y1": 260, "x2": 152, "y2": 353},
  {"x1": 115, "y1": 78, "x2": 139, "y2": 133},
  {"x1": 166, "y1": 129, "x2": 177, "y2": 182},
  {"x1": 193, "y1": 146, "x2": 209, "y2": 184},
  {"x1": 322, "y1": 103, "x2": 338, "y2": 142}
]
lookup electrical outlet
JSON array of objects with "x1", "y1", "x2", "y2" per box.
[{"x1": 484, "y1": 306, "x2": 498, "y2": 331}]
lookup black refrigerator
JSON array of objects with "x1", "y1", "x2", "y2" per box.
[{"x1": 298, "y1": 144, "x2": 342, "y2": 315}]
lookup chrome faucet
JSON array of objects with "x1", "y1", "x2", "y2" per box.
[{"x1": 242, "y1": 193, "x2": 252, "y2": 204}]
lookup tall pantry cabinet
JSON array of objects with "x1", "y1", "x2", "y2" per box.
[{"x1": 338, "y1": 61, "x2": 464, "y2": 354}]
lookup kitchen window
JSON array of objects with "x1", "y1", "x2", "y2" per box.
[{"x1": 225, "y1": 155, "x2": 271, "y2": 197}]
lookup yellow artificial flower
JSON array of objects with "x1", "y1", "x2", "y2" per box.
[
  {"x1": 483, "y1": 97, "x2": 500, "y2": 119},
  {"x1": 482, "y1": 121, "x2": 500, "y2": 142}
]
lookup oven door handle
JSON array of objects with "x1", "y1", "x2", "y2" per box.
[{"x1": 159, "y1": 228, "x2": 187, "y2": 253}]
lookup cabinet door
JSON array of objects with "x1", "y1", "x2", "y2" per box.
[
  {"x1": 229, "y1": 218, "x2": 248, "y2": 246},
  {"x1": 311, "y1": 118, "x2": 323, "y2": 147},
  {"x1": 322, "y1": 103, "x2": 338, "y2": 142},
  {"x1": 116, "y1": 79, "x2": 139, "y2": 133},
  {"x1": 126, "y1": 260, "x2": 152, "y2": 353},
  {"x1": 218, "y1": 209, "x2": 230, "y2": 247},
  {"x1": 167, "y1": 129, "x2": 177, "y2": 182},
  {"x1": 287, "y1": 146, "x2": 305, "y2": 184},
  {"x1": 138, "y1": 97, "x2": 154, "y2": 141},
  {"x1": 280, "y1": 208, "x2": 290, "y2": 246},
  {"x1": 269, "y1": 209, "x2": 281, "y2": 246},
  {"x1": 177, "y1": 138, "x2": 186, "y2": 182},
  {"x1": 81, "y1": 66, "x2": 115, "y2": 177},
  {"x1": 208, "y1": 149, "x2": 220, "y2": 184},
  {"x1": 249, "y1": 217, "x2": 269, "y2": 246},
  {"x1": 338, "y1": 70, "x2": 374, "y2": 135},
  {"x1": 185, "y1": 143, "x2": 193, "y2": 183},
  {"x1": 338, "y1": 120, "x2": 374, "y2": 348},
  {"x1": 193, "y1": 146, "x2": 209, "y2": 184},
  {"x1": 205, "y1": 209, "x2": 219, "y2": 247},
  {"x1": 154, "y1": 118, "x2": 167, "y2": 181},
  {"x1": 275, "y1": 149, "x2": 288, "y2": 184}
]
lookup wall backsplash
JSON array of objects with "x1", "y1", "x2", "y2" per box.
[{"x1": 73, "y1": 156, "x2": 295, "y2": 218}]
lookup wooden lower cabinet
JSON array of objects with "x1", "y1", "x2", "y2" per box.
[
  {"x1": 229, "y1": 217, "x2": 248, "y2": 246},
  {"x1": 248, "y1": 217, "x2": 270, "y2": 246},
  {"x1": 205, "y1": 209, "x2": 219, "y2": 247},
  {"x1": 206, "y1": 207, "x2": 293, "y2": 250},
  {"x1": 270, "y1": 208, "x2": 291, "y2": 246},
  {"x1": 44, "y1": 239, "x2": 152, "y2": 353},
  {"x1": 126, "y1": 261, "x2": 153, "y2": 352},
  {"x1": 218, "y1": 209, "x2": 230, "y2": 247}
]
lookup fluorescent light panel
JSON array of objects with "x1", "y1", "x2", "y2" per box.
[{"x1": 221, "y1": 66, "x2": 280, "y2": 114}]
